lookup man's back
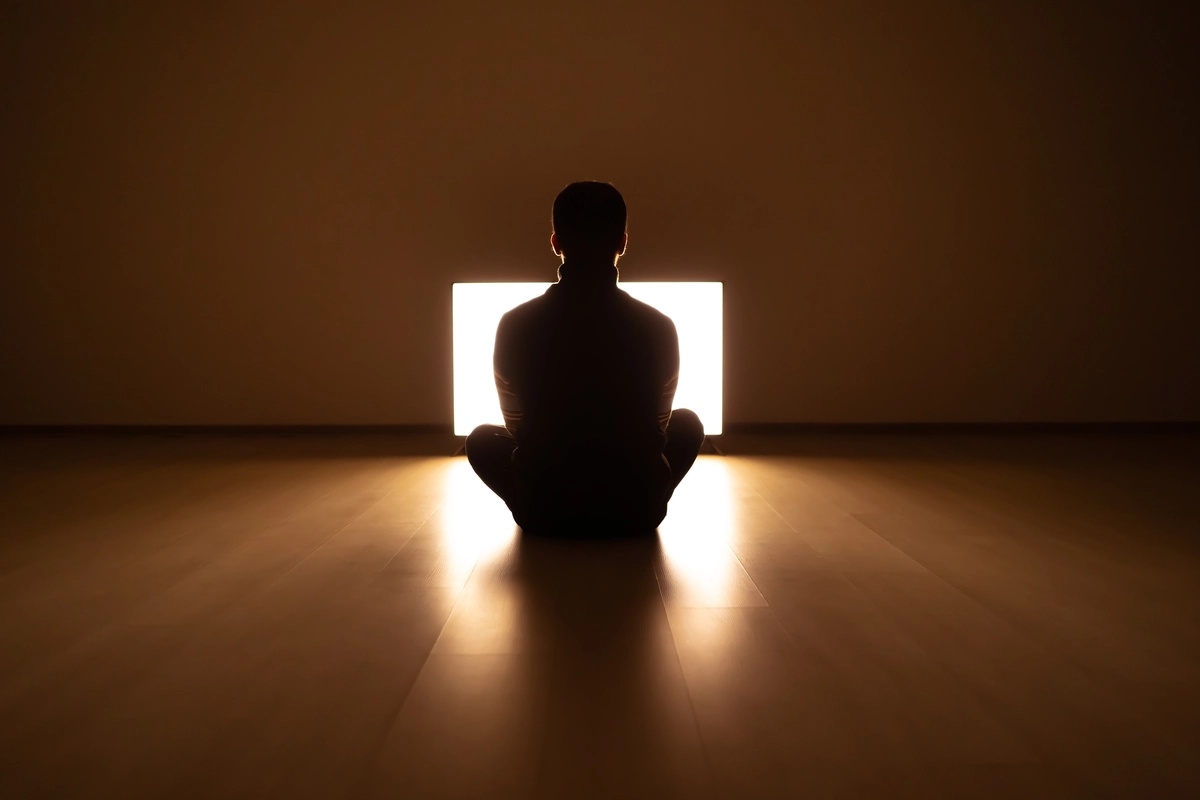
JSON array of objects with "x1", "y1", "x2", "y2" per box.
[{"x1": 494, "y1": 266, "x2": 679, "y2": 517}]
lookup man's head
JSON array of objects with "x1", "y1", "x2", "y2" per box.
[{"x1": 551, "y1": 181, "x2": 628, "y2": 263}]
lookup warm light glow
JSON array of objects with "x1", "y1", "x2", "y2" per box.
[
  {"x1": 452, "y1": 282, "x2": 723, "y2": 436},
  {"x1": 656, "y1": 457, "x2": 739, "y2": 605},
  {"x1": 437, "y1": 454, "x2": 744, "y2": 608},
  {"x1": 438, "y1": 457, "x2": 517, "y2": 579}
]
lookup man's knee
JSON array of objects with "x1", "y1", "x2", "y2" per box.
[
  {"x1": 465, "y1": 423, "x2": 493, "y2": 449},
  {"x1": 465, "y1": 424, "x2": 510, "y2": 466},
  {"x1": 668, "y1": 408, "x2": 704, "y2": 442}
]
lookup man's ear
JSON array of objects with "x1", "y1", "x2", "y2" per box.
[
  {"x1": 550, "y1": 232, "x2": 561, "y2": 256},
  {"x1": 617, "y1": 232, "x2": 628, "y2": 257}
]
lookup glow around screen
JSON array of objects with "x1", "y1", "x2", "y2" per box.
[{"x1": 452, "y1": 282, "x2": 722, "y2": 437}]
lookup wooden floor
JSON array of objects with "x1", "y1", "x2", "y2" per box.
[{"x1": 1, "y1": 432, "x2": 1198, "y2": 798}]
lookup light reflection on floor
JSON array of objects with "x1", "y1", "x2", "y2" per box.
[
  {"x1": 437, "y1": 456, "x2": 520, "y2": 579},
  {"x1": 436, "y1": 455, "x2": 740, "y2": 606},
  {"x1": 656, "y1": 457, "x2": 740, "y2": 605}
]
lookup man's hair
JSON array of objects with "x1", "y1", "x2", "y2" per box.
[{"x1": 552, "y1": 181, "x2": 627, "y2": 256}]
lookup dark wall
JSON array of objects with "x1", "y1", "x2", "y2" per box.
[{"x1": 3, "y1": 0, "x2": 1197, "y2": 424}]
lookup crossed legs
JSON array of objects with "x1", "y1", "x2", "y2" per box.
[{"x1": 466, "y1": 408, "x2": 705, "y2": 532}]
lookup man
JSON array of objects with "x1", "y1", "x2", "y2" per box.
[{"x1": 466, "y1": 181, "x2": 705, "y2": 535}]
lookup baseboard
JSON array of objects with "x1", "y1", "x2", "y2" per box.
[
  {"x1": 0, "y1": 424, "x2": 454, "y2": 436},
  {"x1": 2, "y1": 422, "x2": 1197, "y2": 437},
  {"x1": 722, "y1": 421, "x2": 1200, "y2": 435}
]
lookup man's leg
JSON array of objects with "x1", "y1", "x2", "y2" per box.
[
  {"x1": 465, "y1": 424, "x2": 518, "y2": 506},
  {"x1": 663, "y1": 408, "x2": 704, "y2": 494}
]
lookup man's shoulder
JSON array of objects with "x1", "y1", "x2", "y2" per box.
[
  {"x1": 616, "y1": 289, "x2": 677, "y2": 333},
  {"x1": 499, "y1": 289, "x2": 553, "y2": 328}
]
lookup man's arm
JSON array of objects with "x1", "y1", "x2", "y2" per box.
[
  {"x1": 494, "y1": 313, "x2": 524, "y2": 438},
  {"x1": 658, "y1": 318, "x2": 680, "y2": 431}
]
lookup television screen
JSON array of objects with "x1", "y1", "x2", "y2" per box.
[{"x1": 452, "y1": 282, "x2": 723, "y2": 436}]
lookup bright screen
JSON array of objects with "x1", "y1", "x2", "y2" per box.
[{"x1": 452, "y1": 282, "x2": 722, "y2": 437}]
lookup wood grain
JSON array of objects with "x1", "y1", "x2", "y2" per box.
[{"x1": 1, "y1": 432, "x2": 1197, "y2": 798}]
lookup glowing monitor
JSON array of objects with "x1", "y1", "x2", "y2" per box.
[{"x1": 453, "y1": 282, "x2": 722, "y2": 437}]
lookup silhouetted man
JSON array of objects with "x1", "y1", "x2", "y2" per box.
[{"x1": 466, "y1": 182, "x2": 705, "y2": 534}]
